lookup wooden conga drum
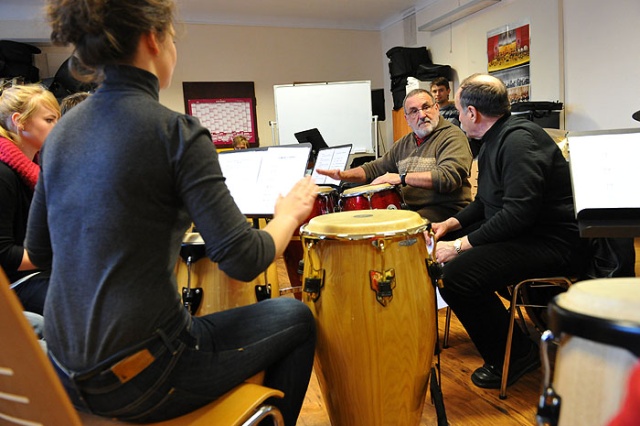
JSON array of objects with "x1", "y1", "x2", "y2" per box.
[
  {"x1": 175, "y1": 232, "x2": 279, "y2": 316},
  {"x1": 544, "y1": 278, "x2": 640, "y2": 426},
  {"x1": 300, "y1": 210, "x2": 436, "y2": 426}
]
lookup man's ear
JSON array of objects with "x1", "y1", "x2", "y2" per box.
[{"x1": 467, "y1": 106, "x2": 478, "y2": 122}]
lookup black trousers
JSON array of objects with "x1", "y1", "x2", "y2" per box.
[{"x1": 439, "y1": 232, "x2": 586, "y2": 367}]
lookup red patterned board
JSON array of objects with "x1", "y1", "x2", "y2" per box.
[{"x1": 188, "y1": 98, "x2": 255, "y2": 147}]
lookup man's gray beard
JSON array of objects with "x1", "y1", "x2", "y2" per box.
[{"x1": 415, "y1": 115, "x2": 439, "y2": 138}]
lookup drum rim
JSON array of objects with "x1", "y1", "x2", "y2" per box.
[
  {"x1": 341, "y1": 183, "x2": 395, "y2": 197},
  {"x1": 548, "y1": 298, "x2": 640, "y2": 357},
  {"x1": 300, "y1": 222, "x2": 428, "y2": 241}
]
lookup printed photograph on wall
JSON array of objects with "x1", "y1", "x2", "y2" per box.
[{"x1": 487, "y1": 21, "x2": 530, "y2": 104}]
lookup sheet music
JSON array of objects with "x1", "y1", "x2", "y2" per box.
[
  {"x1": 219, "y1": 145, "x2": 311, "y2": 216},
  {"x1": 311, "y1": 145, "x2": 352, "y2": 185},
  {"x1": 569, "y1": 131, "x2": 640, "y2": 215}
]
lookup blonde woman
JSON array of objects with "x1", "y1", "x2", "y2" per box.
[{"x1": 0, "y1": 84, "x2": 59, "y2": 314}]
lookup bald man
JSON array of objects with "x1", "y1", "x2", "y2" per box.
[{"x1": 429, "y1": 74, "x2": 587, "y2": 389}]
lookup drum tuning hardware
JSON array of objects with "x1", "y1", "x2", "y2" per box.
[
  {"x1": 254, "y1": 271, "x2": 272, "y2": 302},
  {"x1": 304, "y1": 271, "x2": 325, "y2": 302},
  {"x1": 254, "y1": 284, "x2": 271, "y2": 301},
  {"x1": 182, "y1": 287, "x2": 203, "y2": 315},
  {"x1": 182, "y1": 255, "x2": 203, "y2": 315},
  {"x1": 426, "y1": 258, "x2": 444, "y2": 289},
  {"x1": 370, "y1": 269, "x2": 396, "y2": 307},
  {"x1": 536, "y1": 330, "x2": 561, "y2": 426}
]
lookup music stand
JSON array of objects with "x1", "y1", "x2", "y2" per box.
[
  {"x1": 294, "y1": 128, "x2": 329, "y2": 166},
  {"x1": 568, "y1": 128, "x2": 640, "y2": 237}
]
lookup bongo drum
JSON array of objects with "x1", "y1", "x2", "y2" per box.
[
  {"x1": 300, "y1": 210, "x2": 436, "y2": 426},
  {"x1": 283, "y1": 186, "x2": 338, "y2": 299},
  {"x1": 339, "y1": 182, "x2": 405, "y2": 211},
  {"x1": 175, "y1": 232, "x2": 279, "y2": 316},
  {"x1": 541, "y1": 278, "x2": 640, "y2": 426}
]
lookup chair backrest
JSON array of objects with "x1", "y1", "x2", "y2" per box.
[{"x1": 0, "y1": 268, "x2": 84, "y2": 426}]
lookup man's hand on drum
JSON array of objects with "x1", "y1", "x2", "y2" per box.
[
  {"x1": 424, "y1": 217, "x2": 464, "y2": 263},
  {"x1": 435, "y1": 241, "x2": 458, "y2": 264},
  {"x1": 275, "y1": 176, "x2": 319, "y2": 225},
  {"x1": 314, "y1": 168, "x2": 342, "y2": 181},
  {"x1": 370, "y1": 172, "x2": 401, "y2": 186}
]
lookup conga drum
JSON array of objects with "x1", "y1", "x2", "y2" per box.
[
  {"x1": 542, "y1": 278, "x2": 640, "y2": 426},
  {"x1": 339, "y1": 182, "x2": 405, "y2": 211},
  {"x1": 175, "y1": 232, "x2": 279, "y2": 316},
  {"x1": 300, "y1": 210, "x2": 436, "y2": 426},
  {"x1": 283, "y1": 186, "x2": 338, "y2": 299}
]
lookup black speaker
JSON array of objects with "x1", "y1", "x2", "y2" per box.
[{"x1": 371, "y1": 88, "x2": 385, "y2": 121}]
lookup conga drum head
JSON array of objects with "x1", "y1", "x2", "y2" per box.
[
  {"x1": 341, "y1": 182, "x2": 394, "y2": 197},
  {"x1": 554, "y1": 279, "x2": 640, "y2": 323},
  {"x1": 549, "y1": 278, "x2": 640, "y2": 426},
  {"x1": 301, "y1": 209, "x2": 426, "y2": 239}
]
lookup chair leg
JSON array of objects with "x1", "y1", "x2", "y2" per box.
[
  {"x1": 443, "y1": 306, "x2": 452, "y2": 348},
  {"x1": 243, "y1": 405, "x2": 285, "y2": 426},
  {"x1": 515, "y1": 304, "x2": 529, "y2": 336},
  {"x1": 500, "y1": 281, "x2": 524, "y2": 399}
]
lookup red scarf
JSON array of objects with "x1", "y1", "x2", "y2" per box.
[{"x1": 0, "y1": 136, "x2": 39, "y2": 190}]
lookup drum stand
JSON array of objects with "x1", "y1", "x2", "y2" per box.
[{"x1": 425, "y1": 225, "x2": 449, "y2": 426}]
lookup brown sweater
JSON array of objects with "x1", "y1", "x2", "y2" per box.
[{"x1": 361, "y1": 118, "x2": 473, "y2": 222}]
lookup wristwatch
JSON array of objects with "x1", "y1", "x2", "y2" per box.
[
  {"x1": 400, "y1": 173, "x2": 407, "y2": 187},
  {"x1": 454, "y1": 238, "x2": 463, "y2": 255}
]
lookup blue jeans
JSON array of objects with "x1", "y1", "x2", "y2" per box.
[{"x1": 50, "y1": 298, "x2": 316, "y2": 425}]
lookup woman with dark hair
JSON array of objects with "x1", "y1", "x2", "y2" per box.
[{"x1": 27, "y1": 1, "x2": 318, "y2": 424}]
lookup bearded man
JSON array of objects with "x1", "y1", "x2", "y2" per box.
[{"x1": 317, "y1": 88, "x2": 472, "y2": 221}]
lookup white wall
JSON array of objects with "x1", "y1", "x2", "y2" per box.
[
  {"x1": 4, "y1": 0, "x2": 640, "y2": 143},
  {"x1": 380, "y1": 0, "x2": 640, "y2": 134},
  {"x1": 562, "y1": 0, "x2": 640, "y2": 131},
  {"x1": 170, "y1": 24, "x2": 384, "y2": 147},
  {"x1": 0, "y1": 20, "x2": 385, "y2": 147}
]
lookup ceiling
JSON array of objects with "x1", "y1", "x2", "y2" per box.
[{"x1": 1, "y1": 0, "x2": 433, "y2": 31}]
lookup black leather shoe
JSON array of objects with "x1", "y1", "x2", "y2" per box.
[{"x1": 470, "y1": 345, "x2": 541, "y2": 389}]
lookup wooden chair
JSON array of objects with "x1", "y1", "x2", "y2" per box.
[
  {"x1": 499, "y1": 276, "x2": 575, "y2": 399},
  {"x1": 0, "y1": 268, "x2": 284, "y2": 426}
]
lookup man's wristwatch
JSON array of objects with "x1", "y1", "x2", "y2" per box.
[
  {"x1": 400, "y1": 173, "x2": 407, "y2": 187},
  {"x1": 454, "y1": 238, "x2": 463, "y2": 255}
]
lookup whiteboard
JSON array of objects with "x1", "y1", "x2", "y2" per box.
[{"x1": 274, "y1": 81, "x2": 373, "y2": 154}]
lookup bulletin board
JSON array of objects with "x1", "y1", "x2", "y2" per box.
[
  {"x1": 187, "y1": 98, "x2": 255, "y2": 147},
  {"x1": 183, "y1": 81, "x2": 259, "y2": 148}
]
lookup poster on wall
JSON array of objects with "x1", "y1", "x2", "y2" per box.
[
  {"x1": 187, "y1": 98, "x2": 255, "y2": 148},
  {"x1": 487, "y1": 21, "x2": 530, "y2": 104}
]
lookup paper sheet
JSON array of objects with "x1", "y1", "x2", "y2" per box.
[
  {"x1": 219, "y1": 145, "x2": 311, "y2": 216},
  {"x1": 311, "y1": 145, "x2": 352, "y2": 185}
]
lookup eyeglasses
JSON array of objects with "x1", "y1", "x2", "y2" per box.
[{"x1": 406, "y1": 104, "x2": 435, "y2": 118}]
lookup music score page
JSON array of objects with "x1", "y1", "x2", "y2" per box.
[
  {"x1": 311, "y1": 145, "x2": 352, "y2": 185},
  {"x1": 568, "y1": 131, "x2": 640, "y2": 215},
  {"x1": 219, "y1": 145, "x2": 310, "y2": 216}
]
